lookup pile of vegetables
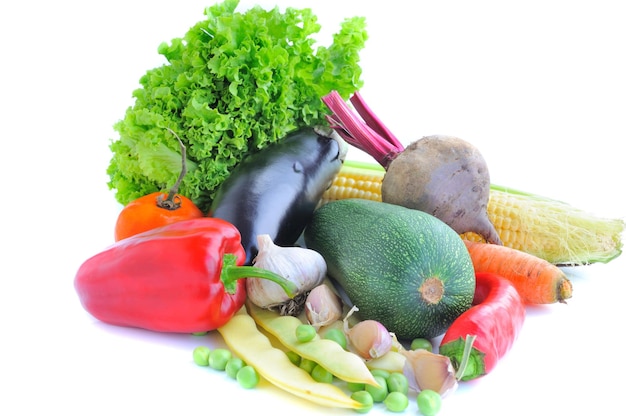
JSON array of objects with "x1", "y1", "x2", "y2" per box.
[{"x1": 74, "y1": 1, "x2": 625, "y2": 415}]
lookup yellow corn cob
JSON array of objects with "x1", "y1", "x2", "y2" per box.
[{"x1": 321, "y1": 160, "x2": 624, "y2": 266}]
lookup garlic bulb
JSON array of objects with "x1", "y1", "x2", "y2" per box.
[
  {"x1": 343, "y1": 305, "x2": 393, "y2": 360},
  {"x1": 400, "y1": 349, "x2": 458, "y2": 398},
  {"x1": 247, "y1": 234, "x2": 327, "y2": 315},
  {"x1": 305, "y1": 284, "x2": 343, "y2": 328}
]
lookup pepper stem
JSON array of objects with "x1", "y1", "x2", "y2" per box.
[
  {"x1": 220, "y1": 254, "x2": 299, "y2": 297},
  {"x1": 156, "y1": 128, "x2": 188, "y2": 211},
  {"x1": 454, "y1": 334, "x2": 477, "y2": 380}
]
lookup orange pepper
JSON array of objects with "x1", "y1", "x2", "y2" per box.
[
  {"x1": 114, "y1": 192, "x2": 203, "y2": 241},
  {"x1": 114, "y1": 129, "x2": 204, "y2": 241}
]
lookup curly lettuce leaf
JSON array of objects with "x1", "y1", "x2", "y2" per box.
[{"x1": 107, "y1": 0, "x2": 367, "y2": 212}]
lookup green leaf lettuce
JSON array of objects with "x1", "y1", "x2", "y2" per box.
[{"x1": 107, "y1": 0, "x2": 367, "y2": 212}]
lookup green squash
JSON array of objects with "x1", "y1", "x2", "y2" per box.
[{"x1": 304, "y1": 199, "x2": 475, "y2": 340}]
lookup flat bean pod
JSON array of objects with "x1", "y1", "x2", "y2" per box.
[
  {"x1": 247, "y1": 302, "x2": 378, "y2": 387},
  {"x1": 365, "y1": 350, "x2": 406, "y2": 374},
  {"x1": 217, "y1": 306, "x2": 366, "y2": 410}
]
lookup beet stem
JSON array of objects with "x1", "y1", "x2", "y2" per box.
[
  {"x1": 322, "y1": 91, "x2": 403, "y2": 169},
  {"x1": 349, "y1": 91, "x2": 404, "y2": 151}
]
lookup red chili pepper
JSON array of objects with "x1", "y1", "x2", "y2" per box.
[
  {"x1": 74, "y1": 218, "x2": 298, "y2": 333},
  {"x1": 438, "y1": 272, "x2": 526, "y2": 381}
]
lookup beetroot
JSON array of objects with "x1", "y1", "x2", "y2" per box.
[{"x1": 322, "y1": 91, "x2": 502, "y2": 245}]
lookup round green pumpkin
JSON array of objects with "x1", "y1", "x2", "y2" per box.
[{"x1": 304, "y1": 199, "x2": 475, "y2": 340}]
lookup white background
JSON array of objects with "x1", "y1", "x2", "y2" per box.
[{"x1": 1, "y1": 1, "x2": 624, "y2": 415}]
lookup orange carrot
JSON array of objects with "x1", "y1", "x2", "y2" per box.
[{"x1": 463, "y1": 240, "x2": 573, "y2": 304}]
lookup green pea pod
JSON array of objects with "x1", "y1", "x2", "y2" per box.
[{"x1": 247, "y1": 302, "x2": 379, "y2": 387}]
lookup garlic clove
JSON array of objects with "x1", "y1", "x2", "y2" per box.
[
  {"x1": 400, "y1": 349, "x2": 458, "y2": 398},
  {"x1": 247, "y1": 234, "x2": 327, "y2": 315},
  {"x1": 305, "y1": 284, "x2": 343, "y2": 328},
  {"x1": 343, "y1": 306, "x2": 393, "y2": 360}
]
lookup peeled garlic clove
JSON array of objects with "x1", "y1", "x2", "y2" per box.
[
  {"x1": 343, "y1": 306, "x2": 393, "y2": 360},
  {"x1": 247, "y1": 234, "x2": 327, "y2": 315},
  {"x1": 305, "y1": 284, "x2": 343, "y2": 328},
  {"x1": 400, "y1": 349, "x2": 458, "y2": 398}
]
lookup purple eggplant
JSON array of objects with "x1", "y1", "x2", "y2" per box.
[{"x1": 209, "y1": 127, "x2": 347, "y2": 265}]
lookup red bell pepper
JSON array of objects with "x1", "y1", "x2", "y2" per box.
[
  {"x1": 438, "y1": 272, "x2": 526, "y2": 381},
  {"x1": 74, "y1": 217, "x2": 298, "y2": 333}
]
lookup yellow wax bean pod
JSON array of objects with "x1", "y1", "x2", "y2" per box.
[
  {"x1": 218, "y1": 306, "x2": 366, "y2": 410},
  {"x1": 366, "y1": 350, "x2": 407, "y2": 373},
  {"x1": 247, "y1": 302, "x2": 378, "y2": 387}
]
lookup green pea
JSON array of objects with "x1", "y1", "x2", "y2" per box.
[
  {"x1": 365, "y1": 375, "x2": 388, "y2": 403},
  {"x1": 296, "y1": 324, "x2": 317, "y2": 342},
  {"x1": 410, "y1": 338, "x2": 433, "y2": 352},
  {"x1": 323, "y1": 328, "x2": 348, "y2": 349},
  {"x1": 208, "y1": 348, "x2": 231, "y2": 371},
  {"x1": 383, "y1": 391, "x2": 409, "y2": 412},
  {"x1": 225, "y1": 357, "x2": 245, "y2": 379},
  {"x1": 346, "y1": 381, "x2": 366, "y2": 392},
  {"x1": 351, "y1": 390, "x2": 374, "y2": 414},
  {"x1": 285, "y1": 350, "x2": 301, "y2": 366},
  {"x1": 299, "y1": 358, "x2": 316, "y2": 374},
  {"x1": 417, "y1": 389, "x2": 442, "y2": 416},
  {"x1": 370, "y1": 369, "x2": 390, "y2": 379},
  {"x1": 236, "y1": 365, "x2": 260, "y2": 389},
  {"x1": 192, "y1": 346, "x2": 211, "y2": 366},
  {"x1": 311, "y1": 364, "x2": 333, "y2": 384},
  {"x1": 386, "y1": 372, "x2": 409, "y2": 395}
]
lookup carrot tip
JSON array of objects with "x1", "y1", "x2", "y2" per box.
[{"x1": 558, "y1": 277, "x2": 573, "y2": 303}]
